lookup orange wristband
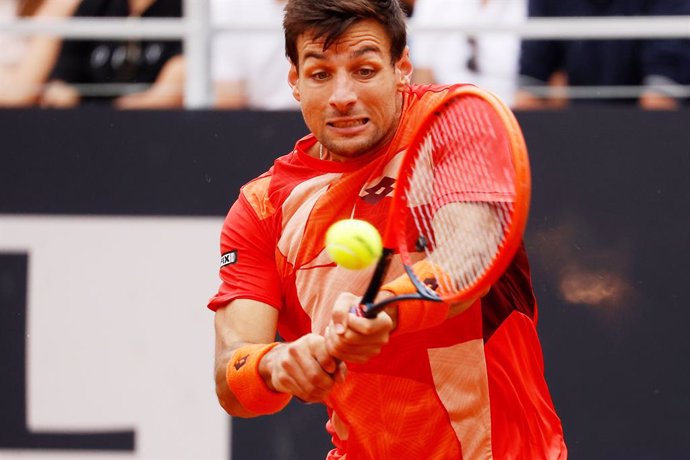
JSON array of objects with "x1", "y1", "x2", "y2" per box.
[
  {"x1": 381, "y1": 260, "x2": 453, "y2": 295},
  {"x1": 226, "y1": 343, "x2": 292, "y2": 415},
  {"x1": 381, "y1": 260, "x2": 451, "y2": 335}
]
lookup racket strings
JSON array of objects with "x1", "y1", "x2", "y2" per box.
[{"x1": 404, "y1": 96, "x2": 516, "y2": 296}]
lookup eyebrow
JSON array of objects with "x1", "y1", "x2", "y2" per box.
[
  {"x1": 303, "y1": 51, "x2": 326, "y2": 62},
  {"x1": 302, "y1": 45, "x2": 383, "y2": 64},
  {"x1": 351, "y1": 46, "x2": 382, "y2": 59}
]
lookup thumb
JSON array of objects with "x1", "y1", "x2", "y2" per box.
[
  {"x1": 331, "y1": 306, "x2": 348, "y2": 335},
  {"x1": 332, "y1": 292, "x2": 359, "y2": 335}
]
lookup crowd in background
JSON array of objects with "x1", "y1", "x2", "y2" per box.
[{"x1": 0, "y1": 0, "x2": 689, "y2": 110}]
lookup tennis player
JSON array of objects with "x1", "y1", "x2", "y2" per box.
[{"x1": 208, "y1": 0, "x2": 567, "y2": 458}]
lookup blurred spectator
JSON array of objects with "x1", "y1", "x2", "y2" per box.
[
  {"x1": 409, "y1": 0, "x2": 526, "y2": 106},
  {"x1": 211, "y1": 0, "x2": 298, "y2": 110},
  {"x1": 0, "y1": 0, "x2": 30, "y2": 72},
  {"x1": 0, "y1": 0, "x2": 80, "y2": 107},
  {"x1": 516, "y1": 0, "x2": 690, "y2": 109},
  {"x1": 40, "y1": 0, "x2": 184, "y2": 109}
]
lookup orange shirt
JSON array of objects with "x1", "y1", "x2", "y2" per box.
[{"x1": 209, "y1": 84, "x2": 567, "y2": 459}]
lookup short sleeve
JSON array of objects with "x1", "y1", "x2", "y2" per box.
[{"x1": 207, "y1": 193, "x2": 282, "y2": 311}]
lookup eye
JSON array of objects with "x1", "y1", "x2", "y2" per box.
[
  {"x1": 311, "y1": 71, "x2": 330, "y2": 81},
  {"x1": 357, "y1": 68, "x2": 376, "y2": 78}
]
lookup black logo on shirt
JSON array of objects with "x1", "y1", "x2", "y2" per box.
[{"x1": 220, "y1": 250, "x2": 238, "y2": 268}]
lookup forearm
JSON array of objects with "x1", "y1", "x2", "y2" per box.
[
  {"x1": 115, "y1": 55, "x2": 185, "y2": 109},
  {"x1": 0, "y1": 77, "x2": 41, "y2": 107},
  {"x1": 214, "y1": 342, "x2": 258, "y2": 418},
  {"x1": 213, "y1": 300, "x2": 285, "y2": 417}
]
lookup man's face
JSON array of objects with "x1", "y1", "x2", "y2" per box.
[{"x1": 289, "y1": 19, "x2": 412, "y2": 161}]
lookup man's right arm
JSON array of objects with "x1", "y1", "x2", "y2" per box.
[{"x1": 214, "y1": 298, "x2": 345, "y2": 417}]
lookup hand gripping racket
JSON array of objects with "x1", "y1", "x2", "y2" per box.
[{"x1": 357, "y1": 86, "x2": 531, "y2": 318}]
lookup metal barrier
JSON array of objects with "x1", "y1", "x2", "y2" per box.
[{"x1": 1, "y1": 0, "x2": 689, "y2": 108}]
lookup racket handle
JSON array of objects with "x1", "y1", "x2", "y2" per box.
[
  {"x1": 360, "y1": 249, "x2": 395, "y2": 305},
  {"x1": 349, "y1": 304, "x2": 367, "y2": 317},
  {"x1": 353, "y1": 291, "x2": 443, "y2": 319},
  {"x1": 349, "y1": 303, "x2": 380, "y2": 319}
]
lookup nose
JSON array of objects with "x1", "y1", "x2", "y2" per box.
[{"x1": 329, "y1": 72, "x2": 357, "y2": 113}]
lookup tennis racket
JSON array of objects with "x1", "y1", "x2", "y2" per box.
[{"x1": 356, "y1": 85, "x2": 531, "y2": 318}]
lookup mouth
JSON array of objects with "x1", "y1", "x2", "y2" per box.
[{"x1": 327, "y1": 118, "x2": 369, "y2": 129}]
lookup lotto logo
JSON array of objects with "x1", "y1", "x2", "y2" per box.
[
  {"x1": 234, "y1": 355, "x2": 249, "y2": 370},
  {"x1": 361, "y1": 176, "x2": 395, "y2": 205}
]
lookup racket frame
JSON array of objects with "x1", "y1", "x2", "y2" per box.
[{"x1": 360, "y1": 86, "x2": 531, "y2": 317}]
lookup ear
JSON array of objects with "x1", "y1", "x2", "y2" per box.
[
  {"x1": 288, "y1": 63, "x2": 301, "y2": 102},
  {"x1": 395, "y1": 46, "x2": 414, "y2": 90}
]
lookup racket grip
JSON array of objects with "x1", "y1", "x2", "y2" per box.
[
  {"x1": 349, "y1": 305, "x2": 365, "y2": 317},
  {"x1": 349, "y1": 303, "x2": 378, "y2": 319}
]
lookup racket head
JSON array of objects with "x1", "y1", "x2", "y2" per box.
[{"x1": 385, "y1": 85, "x2": 531, "y2": 304}]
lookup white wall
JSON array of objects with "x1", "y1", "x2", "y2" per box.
[{"x1": 0, "y1": 215, "x2": 229, "y2": 460}]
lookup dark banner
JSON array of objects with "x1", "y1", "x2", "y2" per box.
[
  {"x1": 0, "y1": 109, "x2": 308, "y2": 216},
  {"x1": 1, "y1": 108, "x2": 689, "y2": 459}
]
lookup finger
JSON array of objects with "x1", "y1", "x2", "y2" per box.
[
  {"x1": 332, "y1": 292, "x2": 362, "y2": 334},
  {"x1": 325, "y1": 324, "x2": 354, "y2": 360},
  {"x1": 330, "y1": 306, "x2": 348, "y2": 335},
  {"x1": 326, "y1": 324, "x2": 389, "y2": 361},
  {"x1": 344, "y1": 311, "x2": 394, "y2": 336},
  {"x1": 271, "y1": 366, "x2": 307, "y2": 396},
  {"x1": 271, "y1": 343, "x2": 320, "y2": 398},
  {"x1": 341, "y1": 313, "x2": 393, "y2": 343},
  {"x1": 312, "y1": 338, "x2": 339, "y2": 375},
  {"x1": 326, "y1": 331, "x2": 389, "y2": 363},
  {"x1": 334, "y1": 361, "x2": 347, "y2": 383},
  {"x1": 277, "y1": 361, "x2": 329, "y2": 402},
  {"x1": 287, "y1": 342, "x2": 337, "y2": 397}
]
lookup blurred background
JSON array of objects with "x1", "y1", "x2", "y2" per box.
[{"x1": 1, "y1": 1, "x2": 689, "y2": 459}]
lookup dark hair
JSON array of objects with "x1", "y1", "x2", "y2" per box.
[{"x1": 283, "y1": 0, "x2": 408, "y2": 67}]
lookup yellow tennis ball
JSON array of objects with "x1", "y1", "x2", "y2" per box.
[{"x1": 325, "y1": 219, "x2": 383, "y2": 270}]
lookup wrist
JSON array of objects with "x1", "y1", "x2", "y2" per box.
[
  {"x1": 380, "y1": 261, "x2": 451, "y2": 335},
  {"x1": 258, "y1": 343, "x2": 282, "y2": 391},
  {"x1": 226, "y1": 343, "x2": 292, "y2": 415}
]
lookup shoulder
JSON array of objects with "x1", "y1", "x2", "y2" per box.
[
  {"x1": 405, "y1": 83, "x2": 508, "y2": 114},
  {"x1": 404, "y1": 83, "x2": 466, "y2": 116},
  {"x1": 239, "y1": 170, "x2": 276, "y2": 220},
  {"x1": 238, "y1": 149, "x2": 305, "y2": 220},
  {"x1": 406, "y1": 82, "x2": 463, "y2": 102},
  {"x1": 34, "y1": 0, "x2": 81, "y2": 17}
]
